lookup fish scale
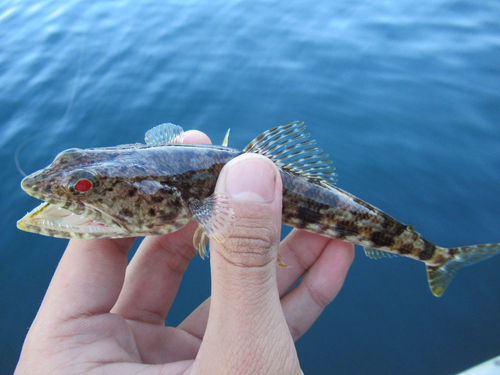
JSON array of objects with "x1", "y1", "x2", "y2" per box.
[{"x1": 18, "y1": 121, "x2": 500, "y2": 297}]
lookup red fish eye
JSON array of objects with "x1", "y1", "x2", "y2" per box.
[{"x1": 74, "y1": 178, "x2": 93, "y2": 193}]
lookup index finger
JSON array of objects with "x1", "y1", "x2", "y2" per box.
[
  {"x1": 277, "y1": 230, "x2": 354, "y2": 340},
  {"x1": 36, "y1": 129, "x2": 212, "y2": 323},
  {"x1": 38, "y1": 238, "x2": 134, "y2": 323},
  {"x1": 178, "y1": 230, "x2": 354, "y2": 341}
]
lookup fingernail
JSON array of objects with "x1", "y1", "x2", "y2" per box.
[{"x1": 220, "y1": 154, "x2": 277, "y2": 202}]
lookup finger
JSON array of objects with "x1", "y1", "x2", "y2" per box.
[
  {"x1": 281, "y1": 238, "x2": 354, "y2": 340},
  {"x1": 38, "y1": 238, "x2": 135, "y2": 323},
  {"x1": 179, "y1": 233, "x2": 355, "y2": 349},
  {"x1": 177, "y1": 297, "x2": 211, "y2": 340},
  {"x1": 183, "y1": 129, "x2": 211, "y2": 145},
  {"x1": 276, "y1": 229, "x2": 333, "y2": 296},
  {"x1": 111, "y1": 130, "x2": 212, "y2": 324},
  {"x1": 193, "y1": 153, "x2": 301, "y2": 374},
  {"x1": 111, "y1": 222, "x2": 200, "y2": 324},
  {"x1": 177, "y1": 231, "x2": 331, "y2": 339},
  {"x1": 177, "y1": 212, "x2": 347, "y2": 340},
  {"x1": 178, "y1": 233, "x2": 330, "y2": 340}
]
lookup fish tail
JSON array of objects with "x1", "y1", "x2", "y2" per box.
[{"x1": 426, "y1": 243, "x2": 500, "y2": 297}]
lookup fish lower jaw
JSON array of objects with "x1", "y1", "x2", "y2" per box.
[{"x1": 17, "y1": 202, "x2": 128, "y2": 239}]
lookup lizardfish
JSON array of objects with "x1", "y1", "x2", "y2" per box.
[{"x1": 17, "y1": 122, "x2": 500, "y2": 296}]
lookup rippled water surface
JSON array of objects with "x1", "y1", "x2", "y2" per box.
[{"x1": 1, "y1": 1, "x2": 499, "y2": 374}]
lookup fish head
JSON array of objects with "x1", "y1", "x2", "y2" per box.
[{"x1": 18, "y1": 146, "x2": 192, "y2": 239}]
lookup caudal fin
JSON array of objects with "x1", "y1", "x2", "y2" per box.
[{"x1": 427, "y1": 243, "x2": 500, "y2": 297}]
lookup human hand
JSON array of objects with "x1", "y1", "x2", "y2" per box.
[{"x1": 15, "y1": 130, "x2": 354, "y2": 375}]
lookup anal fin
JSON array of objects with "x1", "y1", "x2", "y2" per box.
[{"x1": 364, "y1": 247, "x2": 398, "y2": 259}]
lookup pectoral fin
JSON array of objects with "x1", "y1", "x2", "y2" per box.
[{"x1": 189, "y1": 192, "x2": 235, "y2": 259}]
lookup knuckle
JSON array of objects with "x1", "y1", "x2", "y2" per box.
[
  {"x1": 305, "y1": 281, "x2": 332, "y2": 309},
  {"x1": 230, "y1": 218, "x2": 275, "y2": 251},
  {"x1": 287, "y1": 320, "x2": 304, "y2": 341},
  {"x1": 217, "y1": 212, "x2": 279, "y2": 267}
]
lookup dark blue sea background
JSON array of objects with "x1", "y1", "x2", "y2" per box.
[{"x1": 1, "y1": 1, "x2": 499, "y2": 374}]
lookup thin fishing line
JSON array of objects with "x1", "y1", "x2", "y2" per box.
[
  {"x1": 60, "y1": 29, "x2": 85, "y2": 122},
  {"x1": 14, "y1": 130, "x2": 54, "y2": 177},
  {"x1": 15, "y1": 26, "x2": 86, "y2": 177}
]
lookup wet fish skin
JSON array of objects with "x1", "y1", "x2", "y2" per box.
[
  {"x1": 281, "y1": 172, "x2": 437, "y2": 263},
  {"x1": 17, "y1": 122, "x2": 500, "y2": 297},
  {"x1": 20, "y1": 143, "x2": 241, "y2": 238}
]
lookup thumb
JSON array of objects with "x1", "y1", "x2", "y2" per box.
[{"x1": 193, "y1": 153, "x2": 301, "y2": 374}]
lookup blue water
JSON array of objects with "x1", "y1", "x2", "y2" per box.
[{"x1": 1, "y1": 1, "x2": 499, "y2": 374}]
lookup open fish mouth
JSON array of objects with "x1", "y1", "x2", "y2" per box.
[{"x1": 17, "y1": 202, "x2": 127, "y2": 238}]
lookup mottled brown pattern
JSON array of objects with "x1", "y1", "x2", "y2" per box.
[
  {"x1": 279, "y1": 172, "x2": 439, "y2": 263},
  {"x1": 20, "y1": 144, "x2": 241, "y2": 238},
  {"x1": 419, "y1": 241, "x2": 437, "y2": 261},
  {"x1": 20, "y1": 139, "x2": 443, "y2": 265},
  {"x1": 18, "y1": 122, "x2": 500, "y2": 297}
]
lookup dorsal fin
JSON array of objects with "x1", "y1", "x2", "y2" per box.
[
  {"x1": 145, "y1": 123, "x2": 184, "y2": 145},
  {"x1": 243, "y1": 121, "x2": 337, "y2": 186}
]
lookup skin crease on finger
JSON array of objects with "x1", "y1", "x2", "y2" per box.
[
  {"x1": 14, "y1": 129, "x2": 354, "y2": 375},
  {"x1": 188, "y1": 153, "x2": 301, "y2": 374}
]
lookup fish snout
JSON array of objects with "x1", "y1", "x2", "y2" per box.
[
  {"x1": 20, "y1": 171, "x2": 46, "y2": 195},
  {"x1": 21, "y1": 175, "x2": 36, "y2": 192}
]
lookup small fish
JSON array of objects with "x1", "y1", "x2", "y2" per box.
[{"x1": 17, "y1": 122, "x2": 500, "y2": 297}]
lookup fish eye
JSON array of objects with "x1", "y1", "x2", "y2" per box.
[{"x1": 68, "y1": 170, "x2": 99, "y2": 195}]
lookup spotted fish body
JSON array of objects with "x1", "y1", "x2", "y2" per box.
[
  {"x1": 19, "y1": 144, "x2": 240, "y2": 238},
  {"x1": 18, "y1": 122, "x2": 500, "y2": 297}
]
